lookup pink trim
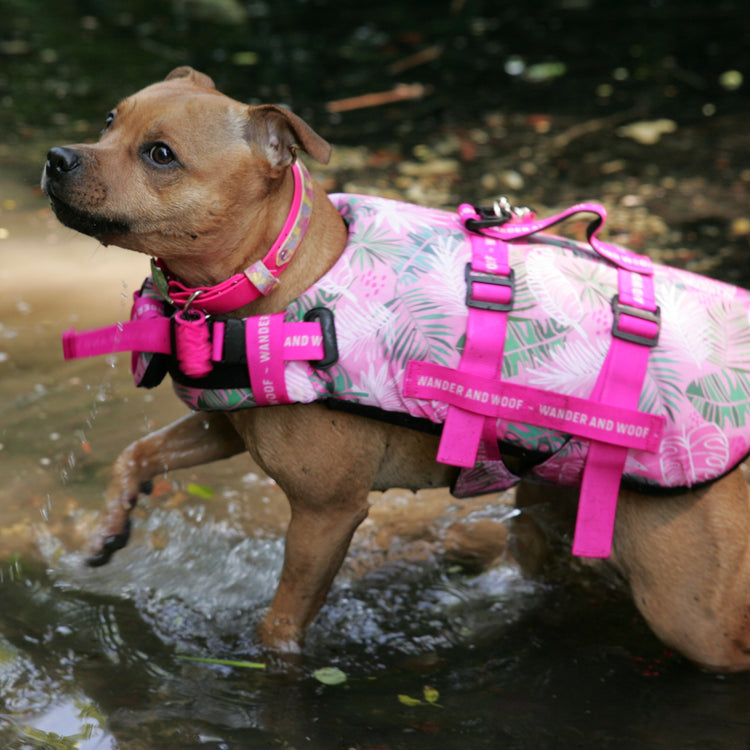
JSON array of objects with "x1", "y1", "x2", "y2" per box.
[
  {"x1": 163, "y1": 160, "x2": 315, "y2": 314},
  {"x1": 246, "y1": 314, "x2": 290, "y2": 405}
]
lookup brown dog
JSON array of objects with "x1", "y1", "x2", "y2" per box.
[{"x1": 42, "y1": 67, "x2": 750, "y2": 670}]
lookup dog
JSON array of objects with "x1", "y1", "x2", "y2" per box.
[{"x1": 42, "y1": 67, "x2": 750, "y2": 671}]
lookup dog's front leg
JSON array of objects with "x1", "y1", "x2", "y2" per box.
[
  {"x1": 230, "y1": 404, "x2": 379, "y2": 652},
  {"x1": 259, "y1": 489, "x2": 371, "y2": 652},
  {"x1": 87, "y1": 411, "x2": 245, "y2": 566}
]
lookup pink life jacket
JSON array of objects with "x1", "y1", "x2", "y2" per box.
[{"x1": 64, "y1": 192, "x2": 750, "y2": 557}]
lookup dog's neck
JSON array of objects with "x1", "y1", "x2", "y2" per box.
[
  {"x1": 246, "y1": 173, "x2": 347, "y2": 315},
  {"x1": 155, "y1": 161, "x2": 347, "y2": 317}
]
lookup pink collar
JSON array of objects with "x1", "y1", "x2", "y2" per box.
[{"x1": 156, "y1": 160, "x2": 315, "y2": 314}]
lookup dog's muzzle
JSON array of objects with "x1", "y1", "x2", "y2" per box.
[{"x1": 41, "y1": 146, "x2": 130, "y2": 238}]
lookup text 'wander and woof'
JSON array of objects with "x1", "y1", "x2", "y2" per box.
[{"x1": 404, "y1": 361, "x2": 664, "y2": 453}]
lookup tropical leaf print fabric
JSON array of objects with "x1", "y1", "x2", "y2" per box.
[{"x1": 157, "y1": 194, "x2": 750, "y2": 494}]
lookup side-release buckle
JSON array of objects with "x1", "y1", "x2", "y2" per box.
[
  {"x1": 611, "y1": 295, "x2": 661, "y2": 347},
  {"x1": 465, "y1": 263, "x2": 515, "y2": 312},
  {"x1": 303, "y1": 307, "x2": 339, "y2": 369}
]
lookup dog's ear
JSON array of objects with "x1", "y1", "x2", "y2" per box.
[
  {"x1": 165, "y1": 67, "x2": 216, "y2": 90},
  {"x1": 246, "y1": 104, "x2": 332, "y2": 174}
]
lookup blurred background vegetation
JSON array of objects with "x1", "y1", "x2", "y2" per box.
[{"x1": 1, "y1": 0, "x2": 748, "y2": 178}]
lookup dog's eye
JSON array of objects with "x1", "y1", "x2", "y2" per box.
[
  {"x1": 102, "y1": 111, "x2": 115, "y2": 132},
  {"x1": 148, "y1": 143, "x2": 176, "y2": 166}
]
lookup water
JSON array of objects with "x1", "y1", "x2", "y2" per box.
[
  {"x1": 0, "y1": 212, "x2": 557, "y2": 747},
  {"x1": 4, "y1": 178, "x2": 750, "y2": 750}
]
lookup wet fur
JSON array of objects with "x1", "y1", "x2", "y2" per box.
[{"x1": 43, "y1": 68, "x2": 750, "y2": 669}]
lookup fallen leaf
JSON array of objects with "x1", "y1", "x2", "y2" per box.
[
  {"x1": 313, "y1": 666, "x2": 347, "y2": 685},
  {"x1": 177, "y1": 655, "x2": 266, "y2": 670}
]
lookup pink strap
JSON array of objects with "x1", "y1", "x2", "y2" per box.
[
  {"x1": 571, "y1": 268, "x2": 659, "y2": 556},
  {"x1": 245, "y1": 314, "x2": 291, "y2": 406},
  {"x1": 163, "y1": 160, "x2": 315, "y2": 314},
  {"x1": 62, "y1": 319, "x2": 172, "y2": 360},
  {"x1": 436, "y1": 204, "x2": 512, "y2": 467},
  {"x1": 63, "y1": 317, "x2": 325, "y2": 367},
  {"x1": 481, "y1": 202, "x2": 654, "y2": 277},
  {"x1": 572, "y1": 336, "x2": 653, "y2": 556},
  {"x1": 404, "y1": 361, "x2": 664, "y2": 453}
]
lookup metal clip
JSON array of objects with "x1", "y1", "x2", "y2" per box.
[
  {"x1": 180, "y1": 289, "x2": 203, "y2": 319},
  {"x1": 492, "y1": 196, "x2": 514, "y2": 222},
  {"x1": 467, "y1": 196, "x2": 534, "y2": 232}
]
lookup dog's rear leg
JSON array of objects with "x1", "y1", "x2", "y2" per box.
[
  {"x1": 612, "y1": 466, "x2": 750, "y2": 671},
  {"x1": 87, "y1": 412, "x2": 245, "y2": 566}
]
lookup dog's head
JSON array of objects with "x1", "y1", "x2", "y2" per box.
[{"x1": 42, "y1": 67, "x2": 331, "y2": 273}]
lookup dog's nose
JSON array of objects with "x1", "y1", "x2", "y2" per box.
[{"x1": 46, "y1": 146, "x2": 81, "y2": 177}]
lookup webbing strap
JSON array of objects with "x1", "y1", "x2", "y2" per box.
[
  {"x1": 573, "y1": 336, "x2": 653, "y2": 556},
  {"x1": 572, "y1": 270, "x2": 659, "y2": 557},
  {"x1": 62, "y1": 314, "x2": 326, "y2": 368},
  {"x1": 62, "y1": 319, "x2": 172, "y2": 359},
  {"x1": 435, "y1": 204, "x2": 513, "y2": 467},
  {"x1": 245, "y1": 314, "x2": 290, "y2": 406},
  {"x1": 425, "y1": 200, "x2": 660, "y2": 559},
  {"x1": 404, "y1": 360, "x2": 664, "y2": 453}
]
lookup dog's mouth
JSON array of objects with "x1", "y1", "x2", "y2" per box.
[{"x1": 45, "y1": 189, "x2": 130, "y2": 240}]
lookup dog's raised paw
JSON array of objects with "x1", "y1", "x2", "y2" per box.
[{"x1": 85, "y1": 520, "x2": 131, "y2": 567}]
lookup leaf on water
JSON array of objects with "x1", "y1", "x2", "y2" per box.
[
  {"x1": 186, "y1": 482, "x2": 215, "y2": 499},
  {"x1": 313, "y1": 667, "x2": 348, "y2": 685},
  {"x1": 398, "y1": 687, "x2": 443, "y2": 708},
  {"x1": 398, "y1": 694, "x2": 425, "y2": 707},
  {"x1": 177, "y1": 655, "x2": 266, "y2": 670}
]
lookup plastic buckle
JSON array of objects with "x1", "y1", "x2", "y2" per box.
[
  {"x1": 465, "y1": 263, "x2": 515, "y2": 312},
  {"x1": 217, "y1": 318, "x2": 246, "y2": 362},
  {"x1": 611, "y1": 295, "x2": 661, "y2": 347},
  {"x1": 303, "y1": 307, "x2": 339, "y2": 369}
]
